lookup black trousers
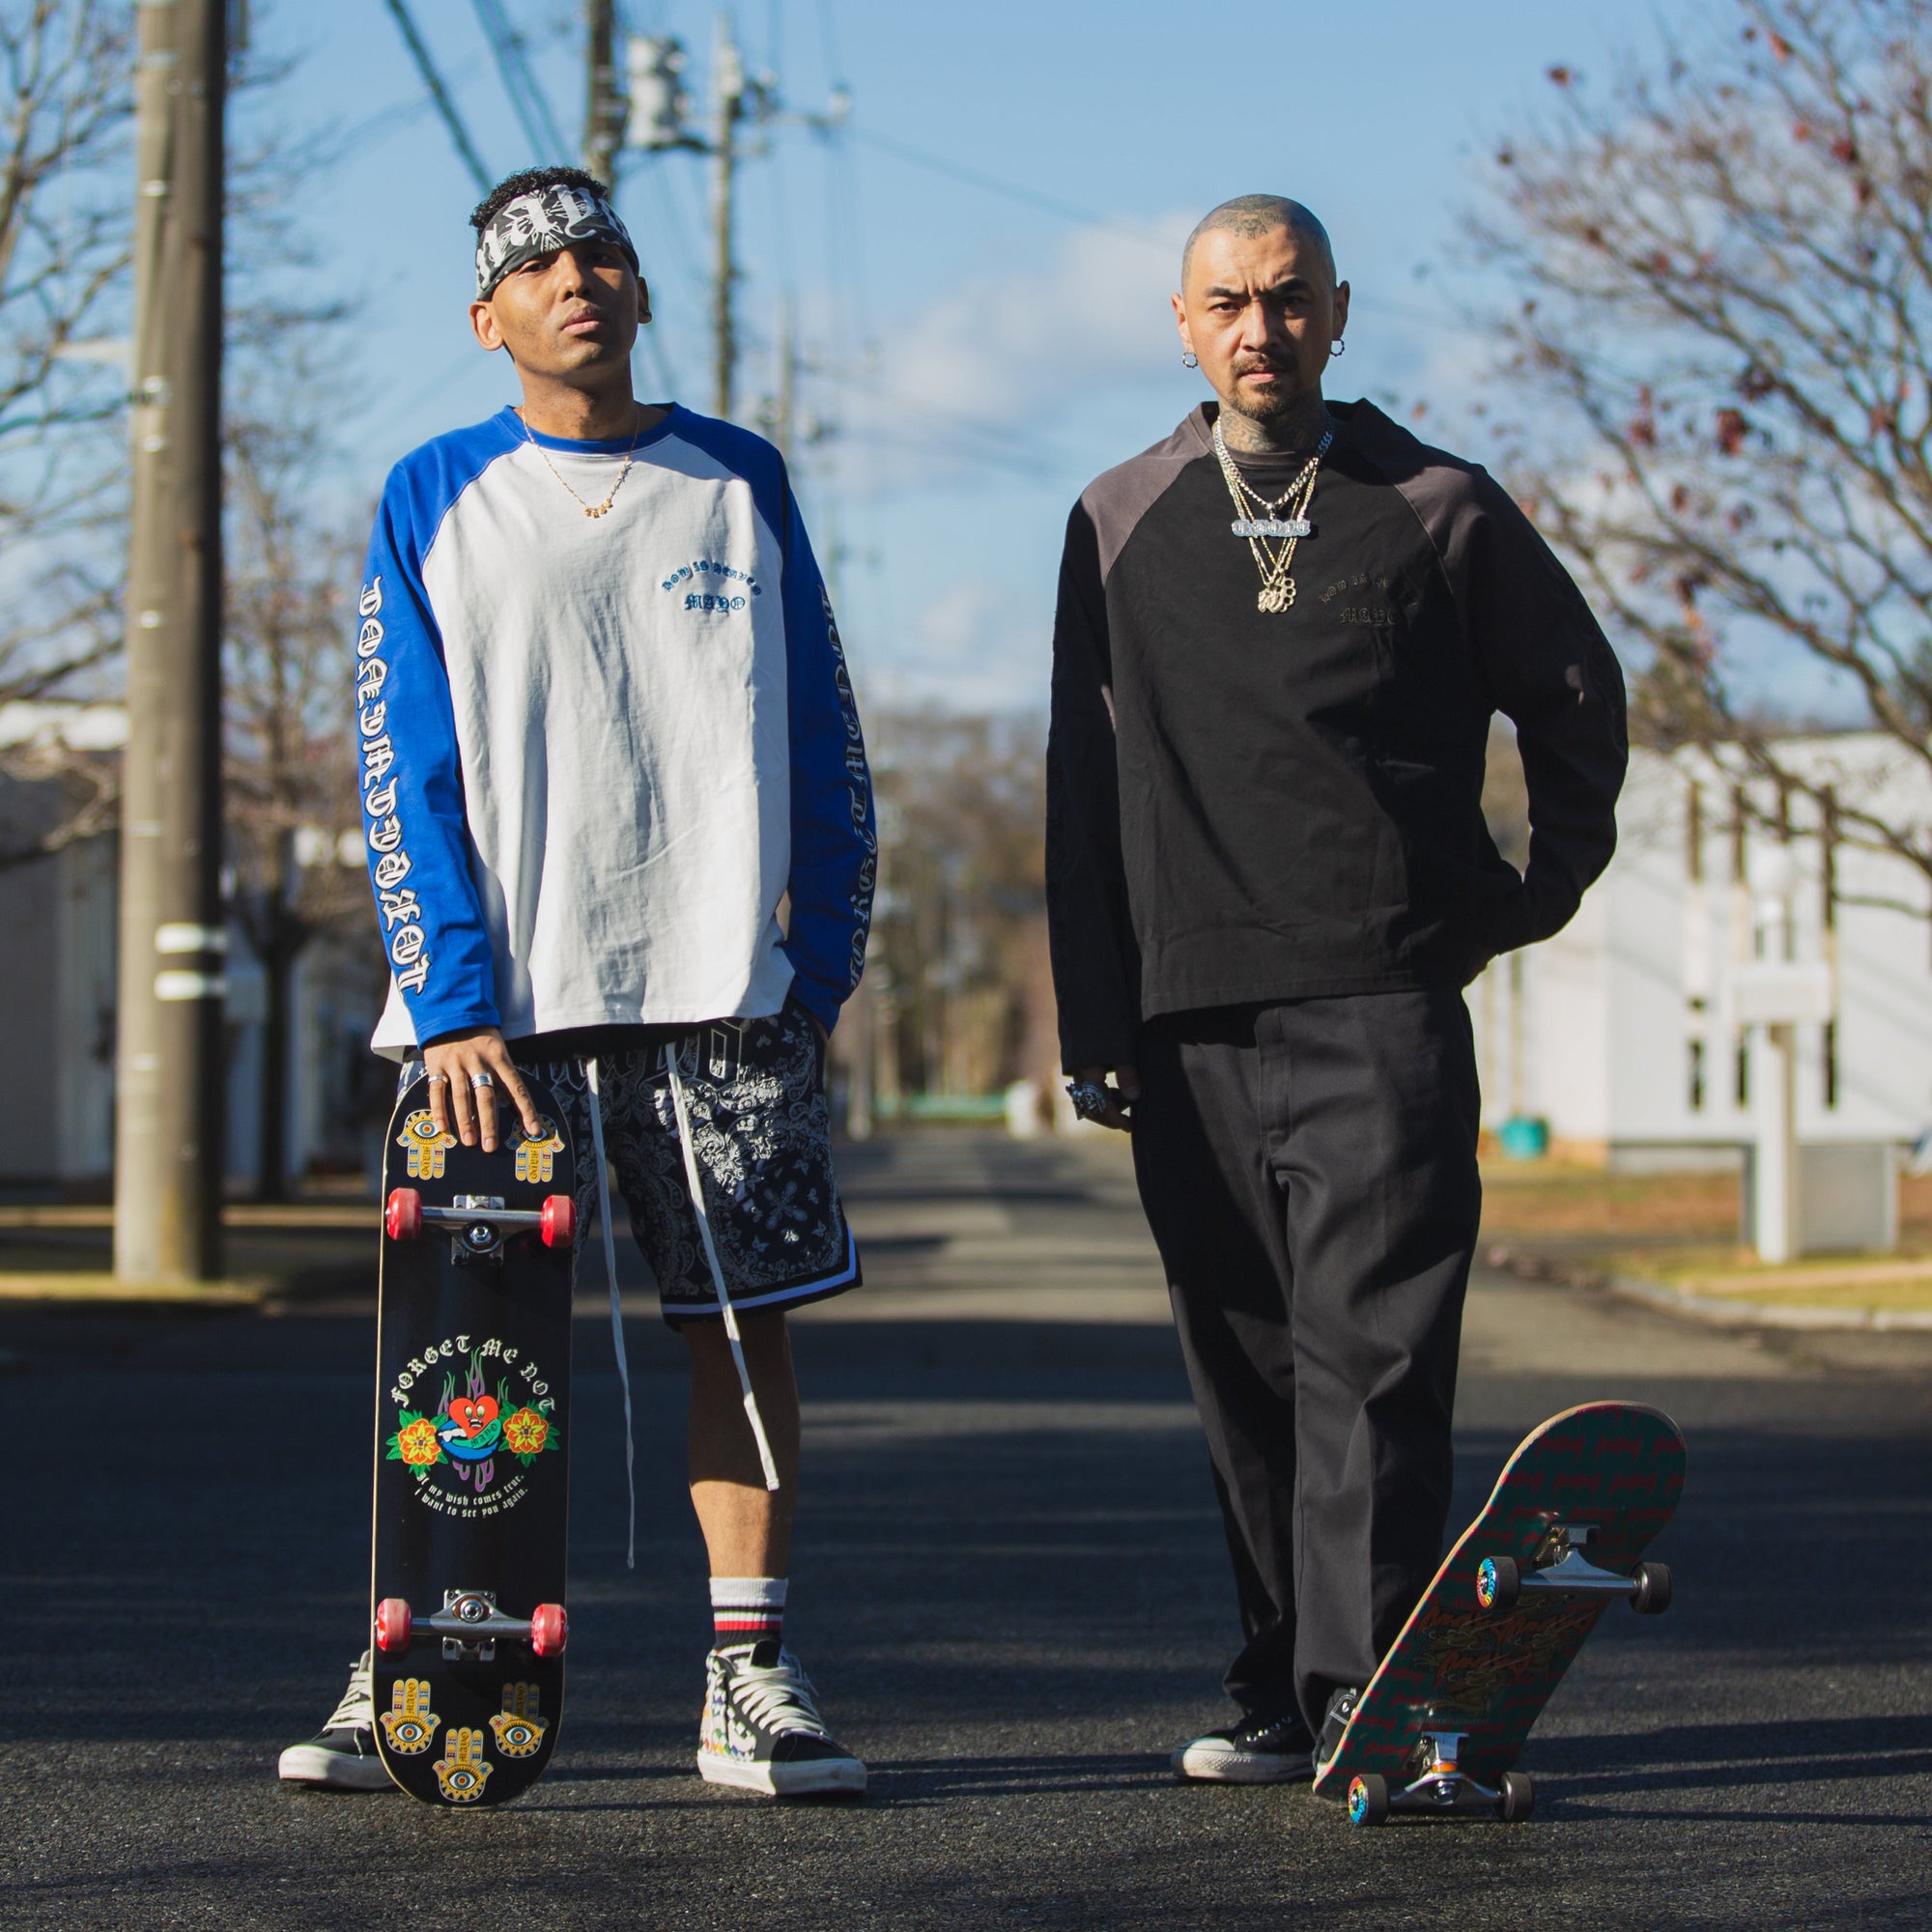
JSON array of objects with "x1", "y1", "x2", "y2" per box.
[{"x1": 1130, "y1": 988, "x2": 1482, "y2": 1733}]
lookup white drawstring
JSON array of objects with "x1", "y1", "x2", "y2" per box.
[
  {"x1": 584, "y1": 1058, "x2": 637, "y2": 1569},
  {"x1": 662, "y1": 1041, "x2": 781, "y2": 1492}
]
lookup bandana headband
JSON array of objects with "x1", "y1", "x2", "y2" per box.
[{"x1": 474, "y1": 184, "x2": 639, "y2": 299}]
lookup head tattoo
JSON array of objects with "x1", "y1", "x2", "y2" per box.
[{"x1": 1181, "y1": 195, "x2": 1337, "y2": 288}]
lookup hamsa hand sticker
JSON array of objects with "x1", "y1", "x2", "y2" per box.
[
  {"x1": 399, "y1": 1109, "x2": 459, "y2": 1180},
  {"x1": 514, "y1": 1116, "x2": 564, "y2": 1184},
  {"x1": 432, "y1": 1726, "x2": 493, "y2": 1803},
  {"x1": 489, "y1": 1683, "x2": 548, "y2": 1758},
  {"x1": 379, "y1": 1678, "x2": 440, "y2": 1755}
]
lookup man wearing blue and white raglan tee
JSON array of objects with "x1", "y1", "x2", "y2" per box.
[{"x1": 278, "y1": 166, "x2": 875, "y2": 1801}]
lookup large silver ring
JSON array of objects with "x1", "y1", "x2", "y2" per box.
[
  {"x1": 469, "y1": 1071, "x2": 496, "y2": 1092},
  {"x1": 1066, "y1": 1079, "x2": 1111, "y2": 1122}
]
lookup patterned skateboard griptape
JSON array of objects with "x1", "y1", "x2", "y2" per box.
[{"x1": 1311, "y1": 1401, "x2": 1686, "y2": 1799}]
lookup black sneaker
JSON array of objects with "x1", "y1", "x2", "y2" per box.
[
  {"x1": 1170, "y1": 1711, "x2": 1316, "y2": 1783},
  {"x1": 1314, "y1": 1686, "x2": 1363, "y2": 1772},
  {"x1": 277, "y1": 1651, "x2": 393, "y2": 1792},
  {"x1": 697, "y1": 1640, "x2": 867, "y2": 1798}
]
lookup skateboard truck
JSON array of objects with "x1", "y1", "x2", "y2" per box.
[
  {"x1": 1346, "y1": 1735, "x2": 1535, "y2": 1827},
  {"x1": 384, "y1": 1187, "x2": 576, "y2": 1261},
  {"x1": 1475, "y1": 1522, "x2": 1673, "y2": 1617},
  {"x1": 374, "y1": 1589, "x2": 568, "y2": 1662}
]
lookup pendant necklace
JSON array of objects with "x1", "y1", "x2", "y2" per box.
[
  {"x1": 1212, "y1": 414, "x2": 1331, "y2": 613},
  {"x1": 521, "y1": 407, "x2": 645, "y2": 519}
]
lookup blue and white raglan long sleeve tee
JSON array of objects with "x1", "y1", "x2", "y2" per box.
[{"x1": 353, "y1": 404, "x2": 875, "y2": 1057}]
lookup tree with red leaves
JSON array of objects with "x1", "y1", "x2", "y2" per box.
[{"x1": 1477, "y1": 0, "x2": 1932, "y2": 885}]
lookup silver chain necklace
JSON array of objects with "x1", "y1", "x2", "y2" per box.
[
  {"x1": 1212, "y1": 415, "x2": 1331, "y2": 613},
  {"x1": 520, "y1": 407, "x2": 645, "y2": 520}
]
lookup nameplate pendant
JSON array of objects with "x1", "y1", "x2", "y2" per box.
[{"x1": 1232, "y1": 518, "x2": 1313, "y2": 539}]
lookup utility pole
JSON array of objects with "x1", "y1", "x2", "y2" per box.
[
  {"x1": 709, "y1": 15, "x2": 746, "y2": 420},
  {"x1": 759, "y1": 298, "x2": 797, "y2": 456},
  {"x1": 117, "y1": 0, "x2": 227, "y2": 1283},
  {"x1": 624, "y1": 17, "x2": 847, "y2": 423},
  {"x1": 582, "y1": 0, "x2": 625, "y2": 184}
]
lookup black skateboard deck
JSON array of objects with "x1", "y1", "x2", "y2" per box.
[
  {"x1": 1313, "y1": 1401, "x2": 1686, "y2": 1825},
  {"x1": 369, "y1": 1071, "x2": 578, "y2": 1805}
]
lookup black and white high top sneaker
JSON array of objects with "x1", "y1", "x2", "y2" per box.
[
  {"x1": 697, "y1": 1640, "x2": 867, "y2": 1798},
  {"x1": 276, "y1": 1651, "x2": 393, "y2": 1792},
  {"x1": 1171, "y1": 1710, "x2": 1316, "y2": 1783}
]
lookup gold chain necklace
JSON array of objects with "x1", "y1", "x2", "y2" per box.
[
  {"x1": 520, "y1": 408, "x2": 645, "y2": 520},
  {"x1": 1212, "y1": 415, "x2": 1331, "y2": 613}
]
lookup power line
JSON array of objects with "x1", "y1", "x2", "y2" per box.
[
  {"x1": 333, "y1": 53, "x2": 491, "y2": 156},
  {"x1": 849, "y1": 126, "x2": 1166, "y2": 247},
  {"x1": 848, "y1": 125, "x2": 1484, "y2": 340},
  {"x1": 381, "y1": 0, "x2": 493, "y2": 193},
  {"x1": 469, "y1": 0, "x2": 571, "y2": 163}
]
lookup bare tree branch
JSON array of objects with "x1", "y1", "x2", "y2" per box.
[{"x1": 1478, "y1": 0, "x2": 1932, "y2": 894}]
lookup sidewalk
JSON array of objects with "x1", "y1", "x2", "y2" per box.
[{"x1": 1481, "y1": 1157, "x2": 1932, "y2": 1337}]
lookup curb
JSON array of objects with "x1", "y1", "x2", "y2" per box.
[
  {"x1": 1607, "y1": 1274, "x2": 1932, "y2": 1333},
  {"x1": 0, "y1": 1274, "x2": 268, "y2": 1305}
]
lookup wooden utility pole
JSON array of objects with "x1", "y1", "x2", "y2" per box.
[
  {"x1": 583, "y1": 0, "x2": 623, "y2": 184},
  {"x1": 709, "y1": 14, "x2": 746, "y2": 420},
  {"x1": 116, "y1": 0, "x2": 227, "y2": 1282},
  {"x1": 774, "y1": 299, "x2": 796, "y2": 457}
]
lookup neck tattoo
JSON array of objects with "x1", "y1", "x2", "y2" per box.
[
  {"x1": 1212, "y1": 414, "x2": 1331, "y2": 613},
  {"x1": 521, "y1": 406, "x2": 645, "y2": 520}
]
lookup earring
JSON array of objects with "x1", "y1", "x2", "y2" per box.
[
  {"x1": 1328, "y1": 339, "x2": 1347, "y2": 358},
  {"x1": 1181, "y1": 351, "x2": 1199, "y2": 369}
]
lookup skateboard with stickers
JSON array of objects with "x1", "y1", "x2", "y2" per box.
[
  {"x1": 1311, "y1": 1401, "x2": 1686, "y2": 1826},
  {"x1": 368, "y1": 1069, "x2": 580, "y2": 1805}
]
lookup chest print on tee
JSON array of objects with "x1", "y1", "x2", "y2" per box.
[
  {"x1": 1321, "y1": 571, "x2": 1398, "y2": 629},
  {"x1": 661, "y1": 558, "x2": 764, "y2": 615}
]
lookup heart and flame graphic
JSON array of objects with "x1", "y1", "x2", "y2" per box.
[{"x1": 448, "y1": 1394, "x2": 499, "y2": 1438}]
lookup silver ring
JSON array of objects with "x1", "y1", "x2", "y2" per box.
[
  {"x1": 469, "y1": 1071, "x2": 496, "y2": 1092},
  {"x1": 1066, "y1": 1079, "x2": 1111, "y2": 1122},
  {"x1": 425, "y1": 1072, "x2": 449, "y2": 1086}
]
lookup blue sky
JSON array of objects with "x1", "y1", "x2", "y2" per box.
[{"x1": 274, "y1": 1, "x2": 1664, "y2": 713}]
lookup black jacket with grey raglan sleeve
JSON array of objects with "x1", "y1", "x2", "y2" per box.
[{"x1": 1046, "y1": 399, "x2": 1628, "y2": 1072}]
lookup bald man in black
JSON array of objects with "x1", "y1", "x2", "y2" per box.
[{"x1": 1046, "y1": 196, "x2": 1626, "y2": 1779}]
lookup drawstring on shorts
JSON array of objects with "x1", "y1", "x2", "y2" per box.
[
  {"x1": 663, "y1": 1040, "x2": 781, "y2": 1492},
  {"x1": 585, "y1": 1058, "x2": 638, "y2": 1569}
]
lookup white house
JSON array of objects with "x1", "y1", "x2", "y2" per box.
[
  {"x1": 0, "y1": 703, "x2": 385, "y2": 1193},
  {"x1": 1470, "y1": 734, "x2": 1932, "y2": 1173}
]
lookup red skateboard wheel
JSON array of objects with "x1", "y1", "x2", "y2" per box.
[
  {"x1": 529, "y1": 1603, "x2": 567, "y2": 1658},
  {"x1": 540, "y1": 1194, "x2": 575, "y2": 1249},
  {"x1": 385, "y1": 1188, "x2": 422, "y2": 1242},
  {"x1": 375, "y1": 1596, "x2": 412, "y2": 1654}
]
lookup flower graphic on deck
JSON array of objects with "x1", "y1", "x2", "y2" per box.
[
  {"x1": 399, "y1": 1109, "x2": 458, "y2": 1179},
  {"x1": 386, "y1": 1412, "x2": 443, "y2": 1469},
  {"x1": 502, "y1": 1405, "x2": 559, "y2": 1464}
]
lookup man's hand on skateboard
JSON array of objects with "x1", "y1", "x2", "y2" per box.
[{"x1": 421, "y1": 1028, "x2": 544, "y2": 1152}]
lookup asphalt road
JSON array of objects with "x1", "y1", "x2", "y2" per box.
[{"x1": 6, "y1": 1128, "x2": 1931, "y2": 1930}]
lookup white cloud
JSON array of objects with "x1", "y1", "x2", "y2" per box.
[
  {"x1": 853, "y1": 576, "x2": 1050, "y2": 716},
  {"x1": 833, "y1": 213, "x2": 1193, "y2": 496}
]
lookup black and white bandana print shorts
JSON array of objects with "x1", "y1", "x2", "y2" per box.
[{"x1": 400, "y1": 1003, "x2": 860, "y2": 1323}]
